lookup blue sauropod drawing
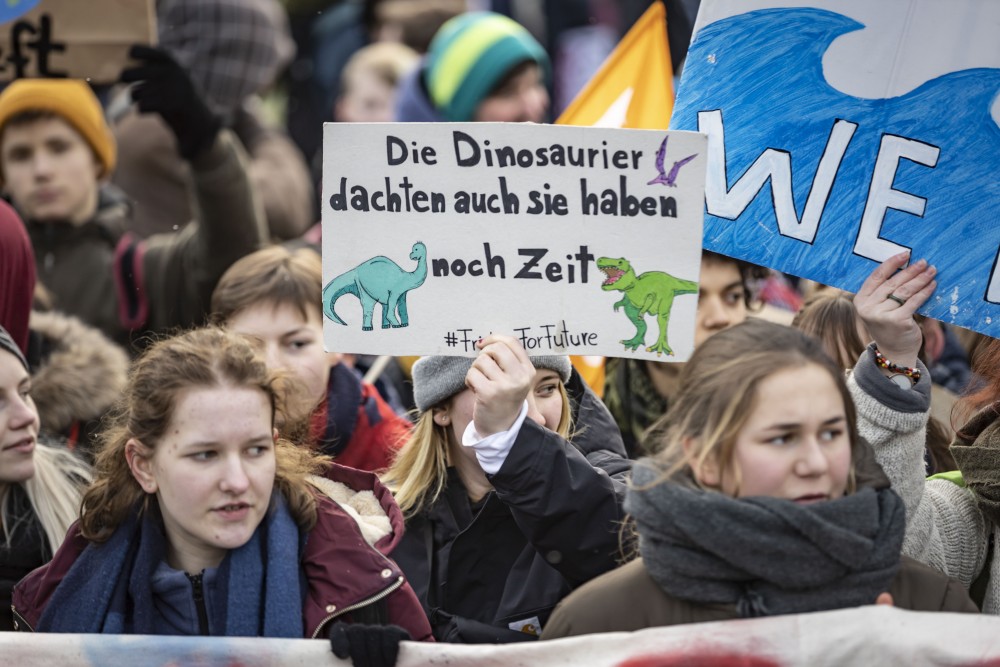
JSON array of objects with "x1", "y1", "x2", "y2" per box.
[{"x1": 323, "y1": 241, "x2": 428, "y2": 331}]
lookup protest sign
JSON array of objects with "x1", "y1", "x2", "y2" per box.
[
  {"x1": 671, "y1": 0, "x2": 1000, "y2": 337},
  {"x1": 321, "y1": 123, "x2": 706, "y2": 359},
  {"x1": 3, "y1": 606, "x2": 1000, "y2": 666},
  {"x1": 0, "y1": 0, "x2": 155, "y2": 83}
]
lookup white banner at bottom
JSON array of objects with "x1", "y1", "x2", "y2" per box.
[{"x1": 3, "y1": 606, "x2": 999, "y2": 666}]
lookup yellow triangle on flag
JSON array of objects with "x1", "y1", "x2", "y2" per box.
[
  {"x1": 556, "y1": 1, "x2": 673, "y2": 130},
  {"x1": 558, "y1": 2, "x2": 674, "y2": 395}
]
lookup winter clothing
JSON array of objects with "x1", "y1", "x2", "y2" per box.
[
  {"x1": 112, "y1": 101, "x2": 312, "y2": 242},
  {"x1": 1, "y1": 485, "x2": 50, "y2": 632},
  {"x1": 24, "y1": 131, "x2": 264, "y2": 349},
  {"x1": 423, "y1": 12, "x2": 549, "y2": 122},
  {"x1": 156, "y1": 0, "x2": 294, "y2": 119},
  {"x1": 541, "y1": 346, "x2": 980, "y2": 639},
  {"x1": 310, "y1": 363, "x2": 410, "y2": 472},
  {"x1": 0, "y1": 80, "x2": 116, "y2": 179},
  {"x1": 849, "y1": 344, "x2": 1000, "y2": 613},
  {"x1": 0, "y1": 200, "x2": 35, "y2": 354},
  {"x1": 112, "y1": 0, "x2": 311, "y2": 241},
  {"x1": 122, "y1": 46, "x2": 222, "y2": 161},
  {"x1": 2, "y1": 189, "x2": 129, "y2": 453},
  {"x1": 542, "y1": 554, "x2": 978, "y2": 638},
  {"x1": 627, "y1": 463, "x2": 906, "y2": 618},
  {"x1": 412, "y1": 354, "x2": 572, "y2": 412},
  {"x1": 0, "y1": 325, "x2": 26, "y2": 372},
  {"x1": 329, "y1": 622, "x2": 411, "y2": 667},
  {"x1": 389, "y1": 377, "x2": 631, "y2": 643},
  {"x1": 34, "y1": 494, "x2": 304, "y2": 636},
  {"x1": 395, "y1": 66, "x2": 445, "y2": 123},
  {"x1": 26, "y1": 310, "x2": 129, "y2": 455},
  {"x1": 12, "y1": 464, "x2": 434, "y2": 641},
  {"x1": 602, "y1": 357, "x2": 675, "y2": 458}
]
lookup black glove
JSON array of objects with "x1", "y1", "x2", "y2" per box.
[
  {"x1": 120, "y1": 45, "x2": 222, "y2": 160},
  {"x1": 329, "y1": 623, "x2": 410, "y2": 667}
]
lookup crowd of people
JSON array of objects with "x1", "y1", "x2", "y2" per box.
[{"x1": 0, "y1": 1, "x2": 996, "y2": 666}]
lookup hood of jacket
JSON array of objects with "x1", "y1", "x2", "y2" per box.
[
  {"x1": 395, "y1": 65, "x2": 446, "y2": 123},
  {"x1": 28, "y1": 309, "x2": 129, "y2": 437},
  {"x1": 307, "y1": 461, "x2": 406, "y2": 554}
]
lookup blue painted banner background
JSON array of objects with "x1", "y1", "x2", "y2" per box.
[
  {"x1": 671, "y1": 6, "x2": 1000, "y2": 336},
  {"x1": 0, "y1": 0, "x2": 39, "y2": 23}
]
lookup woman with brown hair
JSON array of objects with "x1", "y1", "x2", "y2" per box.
[
  {"x1": 12, "y1": 327, "x2": 430, "y2": 661},
  {"x1": 542, "y1": 256, "x2": 974, "y2": 637}
]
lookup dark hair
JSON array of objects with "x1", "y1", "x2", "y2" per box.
[{"x1": 702, "y1": 250, "x2": 769, "y2": 309}]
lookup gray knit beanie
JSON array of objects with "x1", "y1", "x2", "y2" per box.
[
  {"x1": 0, "y1": 324, "x2": 28, "y2": 372},
  {"x1": 412, "y1": 354, "x2": 572, "y2": 412}
]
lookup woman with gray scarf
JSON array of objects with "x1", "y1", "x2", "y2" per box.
[{"x1": 542, "y1": 259, "x2": 975, "y2": 637}]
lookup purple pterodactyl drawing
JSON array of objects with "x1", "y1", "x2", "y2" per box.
[{"x1": 647, "y1": 135, "x2": 697, "y2": 187}]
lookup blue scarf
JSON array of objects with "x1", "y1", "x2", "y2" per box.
[{"x1": 39, "y1": 493, "x2": 304, "y2": 636}]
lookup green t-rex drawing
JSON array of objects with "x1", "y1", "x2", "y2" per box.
[
  {"x1": 324, "y1": 241, "x2": 427, "y2": 331},
  {"x1": 597, "y1": 256, "x2": 698, "y2": 356}
]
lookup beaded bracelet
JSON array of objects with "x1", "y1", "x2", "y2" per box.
[{"x1": 873, "y1": 345, "x2": 922, "y2": 381}]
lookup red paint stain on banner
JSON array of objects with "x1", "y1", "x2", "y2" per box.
[{"x1": 618, "y1": 653, "x2": 781, "y2": 667}]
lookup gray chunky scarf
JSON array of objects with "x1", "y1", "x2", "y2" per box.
[{"x1": 626, "y1": 461, "x2": 906, "y2": 617}]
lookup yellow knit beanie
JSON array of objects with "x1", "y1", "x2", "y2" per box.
[{"x1": 0, "y1": 79, "x2": 116, "y2": 179}]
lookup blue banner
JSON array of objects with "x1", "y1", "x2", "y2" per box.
[{"x1": 671, "y1": 5, "x2": 1000, "y2": 336}]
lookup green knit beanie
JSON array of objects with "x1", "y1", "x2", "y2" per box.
[{"x1": 423, "y1": 11, "x2": 549, "y2": 122}]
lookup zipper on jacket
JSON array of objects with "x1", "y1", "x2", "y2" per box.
[
  {"x1": 311, "y1": 576, "x2": 405, "y2": 639},
  {"x1": 187, "y1": 572, "x2": 210, "y2": 636},
  {"x1": 11, "y1": 605, "x2": 34, "y2": 632}
]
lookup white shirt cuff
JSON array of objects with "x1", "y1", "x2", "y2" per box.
[{"x1": 461, "y1": 401, "x2": 528, "y2": 475}]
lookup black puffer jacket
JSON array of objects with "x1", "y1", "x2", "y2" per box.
[
  {"x1": 0, "y1": 486, "x2": 49, "y2": 632},
  {"x1": 389, "y1": 373, "x2": 632, "y2": 643}
]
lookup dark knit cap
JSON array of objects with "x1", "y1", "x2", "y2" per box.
[
  {"x1": 0, "y1": 324, "x2": 28, "y2": 372},
  {"x1": 413, "y1": 353, "x2": 571, "y2": 412}
]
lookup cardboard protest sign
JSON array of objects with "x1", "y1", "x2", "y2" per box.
[
  {"x1": 0, "y1": 0, "x2": 155, "y2": 83},
  {"x1": 322, "y1": 123, "x2": 706, "y2": 359},
  {"x1": 671, "y1": 0, "x2": 1000, "y2": 337}
]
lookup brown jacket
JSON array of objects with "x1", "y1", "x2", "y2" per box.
[
  {"x1": 541, "y1": 556, "x2": 979, "y2": 639},
  {"x1": 113, "y1": 104, "x2": 313, "y2": 241}
]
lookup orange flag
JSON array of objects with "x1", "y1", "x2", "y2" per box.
[
  {"x1": 557, "y1": 2, "x2": 674, "y2": 395},
  {"x1": 557, "y1": 1, "x2": 674, "y2": 130}
]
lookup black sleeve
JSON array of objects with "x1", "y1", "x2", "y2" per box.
[{"x1": 488, "y1": 419, "x2": 627, "y2": 587}]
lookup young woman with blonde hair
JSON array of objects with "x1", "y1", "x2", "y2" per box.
[
  {"x1": 382, "y1": 335, "x2": 631, "y2": 643},
  {"x1": 0, "y1": 325, "x2": 90, "y2": 631}
]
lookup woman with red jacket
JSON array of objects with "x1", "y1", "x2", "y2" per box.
[{"x1": 12, "y1": 327, "x2": 430, "y2": 663}]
